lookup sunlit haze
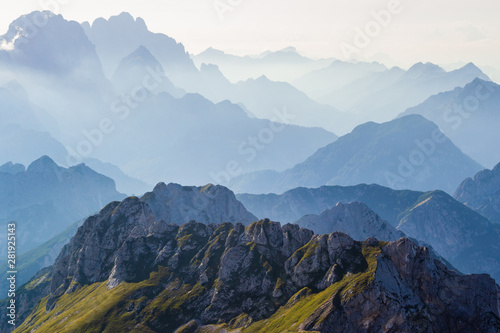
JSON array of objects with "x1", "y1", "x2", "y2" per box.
[{"x1": 1, "y1": 0, "x2": 500, "y2": 69}]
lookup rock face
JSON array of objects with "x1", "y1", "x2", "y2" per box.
[
  {"x1": 296, "y1": 201, "x2": 406, "y2": 241},
  {"x1": 240, "y1": 184, "x2": 500, "y2": 282},
  {"x1": 142, "y1": 182, "x2": 257, "y2": 225},
  {"x1": 9, "y1": 196, "x2": 500, "y2": 333},
  {"x1": 454, "y1": 162, "x2": 500, "y2": 224},
  {"x1": 307, "y1": 238, "x2": 500, "y2": 333}
]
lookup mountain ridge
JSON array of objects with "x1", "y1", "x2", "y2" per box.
[
  {"x1": 229, "y1": 115, "x2": 483, "y2": 194},
  {"x1": 6, "y1": 199, "x2": 499, "y2": 332}
]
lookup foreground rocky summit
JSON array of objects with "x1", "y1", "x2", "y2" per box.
[{"x1": 7, "y1": 196, "x2": 500, "y2": 333}]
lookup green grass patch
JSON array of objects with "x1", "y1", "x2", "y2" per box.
[{"x1": 238, "y1": 242, "x2": 384, "y2": 333}]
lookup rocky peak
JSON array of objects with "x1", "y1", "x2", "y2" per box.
[
  {"x1": 26, "y1": 155, "x2": 61, "y2": 174},
  {"x1": 2, "y1": 11, "x2": 103, "y2": 76},
  {"x1": 118, "y1": 45, "x2": 164, "y2": 70},
  {"x1": 3, "y1": 11, "x2": 56, "y2": 42},
  {"x1": 44, "y1": 196, "x2": 313, "y2": 315},
  {"x1": 404, "y1": 62, "x2": 446, "y2": 79},
  {"x1": 91, "y1": 12, "x2": 148, "y2": 34},
  {"x1": 142, "y1": 182, "x2": 257, "y2": 225},
  {"x1": 455, "y1": 62, "x2": 487, "y2": 77},
  {"x1": 48, "y1": 197, "x2": 157, "y2": 299}
]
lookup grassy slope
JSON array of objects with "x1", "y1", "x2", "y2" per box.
[{"x1": 15, "y1": 236, "x2": 383, "y2": 333}]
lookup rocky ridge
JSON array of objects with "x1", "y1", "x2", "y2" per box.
[
  {"x1": 8, "y1": 196, "x2": 500, "y2": 333},
  {"x1": 239, "y1": 185, "x2": 500, "y2": 282},
  {"x1": 141, "y1": 182, "x2": 257, "y2": 225}
]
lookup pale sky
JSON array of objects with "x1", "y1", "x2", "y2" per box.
[{"x1": 1, "y1": 0, "x2": 500, "y2": 69}]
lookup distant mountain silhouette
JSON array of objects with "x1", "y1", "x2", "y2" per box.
[
  {"x1": 229, "y1": 115, "x2": 482, "y2": 194},
  {"x1": 400, "y1": 78, "x2": 500, "y2": 167}
]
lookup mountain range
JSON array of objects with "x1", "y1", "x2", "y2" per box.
[
  {"x1": 1, "y1": 9, "x2": 500, "y2": 332},
  {"x1": 237, "y1": 183, "x2": 423, "y2": 224},
  {"x1": 229, "y1": 114, "x2": 482, "y2": 194},
  {"x1": 315, "y1": 62, "x2": 490, "y2": 128},
  {"x1": 195, "y1": 66, "x2": 348, "y2": 134},
  {"x1": 293, "y1": 60, "x2": 387, "y2": 100},
  {"x1": 193, "y1": 46, "x2": 335, "y2": 83},
  {"x1": 4, "y1": 198, "x2": 499, "y2": 333},
  {"x1": 237, "y1": 182, "x2": 500, "y2": 281},
  {"x1": 0, "y1": 178, "x2": 257, "y2": 299},
  {"x1": 401, "y1": 78, "x2": 500, "y2": 168},
  {"x1": 0, "y1": 156, "x2": 124, "y2": 256},
  {"x1": 0, "y1": 11, "x2": 112, "y2": 140},
  {"x1": 82, "y1": 12, "x2": 197, "y2": 86},
  {"x1": 0, "y1": 11, "x2": 338, "y2": 190}
]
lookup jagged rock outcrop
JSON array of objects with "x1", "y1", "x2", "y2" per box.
[
  {"x1": 142, "y1": 182, "x2": 257, "y2": 225},
  {"x1": 240, "y1": 184, "x2": 500, "y2": 282},
  {"x1": 296, "y1": 201, "x2": 406, "y2": 241},
  {"x1": 454, "y1": 162, "x2": 500, "y2": 224},
  {"x1": 9, "y1": 196, "x2": 500, "y2": 333},
  {"x1": 297, "y1": 238, "x2": 500, "y2": 333}
]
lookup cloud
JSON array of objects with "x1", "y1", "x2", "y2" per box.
[{"x1": 0, "y1": 30, "x2": 22, "y2": 51}]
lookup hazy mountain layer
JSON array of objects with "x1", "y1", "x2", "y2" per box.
[
  {"x1": 85, "y1": 91, "x2": 336, "y2": 186},
  {"x1": 401, "y1": 78, "x2": 500, "y2": 168},
  {"x1": 193, "y1": 46, "x2": 335, "y2": 82},
  {"x1": 237, "y1": 184, "x2": 423, "y2": 225},
  {"x1": 238, "y1": 183, "x2": 500, "y2": 281},
  {"x1": 0, "y1": 156, "x2": 125, "y2": 256},
  {"x1": 296, "y1": 201, "x2": 406, "y2": 241},
  {"x1": 293, "y1": 60, "x2": 387, "y2": 99},
  {"x1": 229, "y1": 115, "x2": 482, "y2": 194},
  {"x1": 196, "y1": 66, "x2": 347, "y2": 134},
  {"x1": 318, "y1": 62, "x2": 490, "y2": 128},
  {"x1": 454, "y1": 162, "x2": 500, "y2": 224}
]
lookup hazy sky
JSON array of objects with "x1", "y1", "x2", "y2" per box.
[{"x1": 2, "y1": 0, "x2": 500, "y2": 69}]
